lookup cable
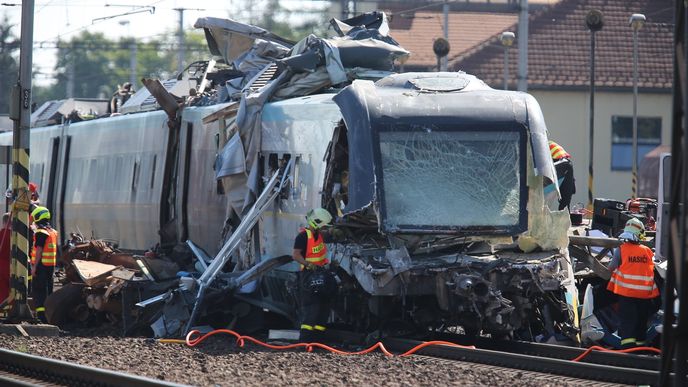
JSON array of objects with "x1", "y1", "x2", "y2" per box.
[
  {"x1": 571, "y1": 345, "x2": 661, "y2": 362},
  {"x1": 175, "y1": 329, "x2": 476, "y2": 357},
  {"x1": 164, "y1": 328, "x2": 663, "y2": 365}
]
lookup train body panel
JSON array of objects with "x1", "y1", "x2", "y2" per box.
[
  {"x1": 259, "y1": 93, "x2": 343, "y2": 271},
  {"x1": 62, "y1": 111, "x2": 168, "y2": 249},
  {"x1": 175, "y1": 105, "x2": 232, "y2": 256}
]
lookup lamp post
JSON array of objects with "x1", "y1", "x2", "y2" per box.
[
  {"x1": 433, "y1": 37, "x2": 450, "y2": 72},
  {"x1": 630, "y1": 13, "x2": 646, "y2": 199},
  {"x1": 500, "y1": 31, "x2": 515, "y2": 90},
  {"x1": 585, "y1": 10, "x2": 604, "y2": 210}
]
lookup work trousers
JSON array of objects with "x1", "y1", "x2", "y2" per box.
[
  {"x1": 32, "y1": 263, "x2": 54, "y2": 322},
  {"x1": 617, "y1": 295, "x2": 658, "y2": 348},
  {"x1": 298, "y1": 270, "x2": 331, "y2": 342},
  {"x1": 555, "y1": 158, "x2": 576, "y2": 211}
]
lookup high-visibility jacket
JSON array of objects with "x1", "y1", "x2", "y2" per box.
[
  {"x1": 302, "y1": 228, "x2": 328, "y2": 270},
  {"x1": 607, "y1": 243, "x2": 659, "y2": 299},
  {"x1": 31, "y1": 228, "x2": 58, "y2": 267},
  {"x1": 549, "y1": 141, "x2": 571, "y2": 160}
]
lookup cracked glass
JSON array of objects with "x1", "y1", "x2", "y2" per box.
[{"x1": 379, "y1": 129, "x2": 522, "y2": 229}]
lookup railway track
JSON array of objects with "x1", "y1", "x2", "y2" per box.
[
  {"x1": 382, "y1": 335, "x2": 666, "y2": 386},
  {"x1": 0, "y1": 348, "x2": 185, "y2": 387}
]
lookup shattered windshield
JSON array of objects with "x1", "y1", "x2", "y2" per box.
[{"x1": 378, "y1": 128, "x2": 524, "y2": 232}]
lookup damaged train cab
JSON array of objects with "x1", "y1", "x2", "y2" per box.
[
  {"x1": 239, "y1": 72, "x2": 580, "y2": 342},
  {"x1": 2, "y1": 14, "x2": 579, "y2": 342}
]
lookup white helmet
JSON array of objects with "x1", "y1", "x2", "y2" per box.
[
  {"x1": 306, "y1": 208, "x2": 332, "y2": 229},
  {"x1": 624, "y1": 217, "x2": 645, "y2": 239}
]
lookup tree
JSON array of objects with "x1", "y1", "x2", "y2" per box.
[{"x1": 0, "y1": 15, "x2": 19, "y2": 114}]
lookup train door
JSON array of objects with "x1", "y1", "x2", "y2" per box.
[{"x1": 0, "y1": 146, "x2": 10, "y2": 213}]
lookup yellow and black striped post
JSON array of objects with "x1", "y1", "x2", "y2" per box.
[
  {"x1": 7, "y1": 152, "x2": 32, "y2": 320},
  {"x1": 5, "y1": 0, "x2": 35, "y2": 321}
]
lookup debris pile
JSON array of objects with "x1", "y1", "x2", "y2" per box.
[{"x1": 46, "y1": 234, "x2": 181, "y2": 335}]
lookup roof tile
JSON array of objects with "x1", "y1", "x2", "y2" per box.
[{"x1": 445, "y1": 0, "x2": 673, "y2": 90}]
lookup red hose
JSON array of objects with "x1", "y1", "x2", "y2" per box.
[
  {"x1": 571, "y1": 345, "x2": 661, "y2": 362},
  {"x1": 179, "y1": 329, "x2": 661, "y2": 361},
  {"x1": 184, "y1": 329, "x2": 475, "y2": 357}
]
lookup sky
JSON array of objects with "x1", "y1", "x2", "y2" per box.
[{"x1": 1, "y1": 0, "x2": 330, "y2": 85}]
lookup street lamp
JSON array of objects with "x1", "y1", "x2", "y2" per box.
[
  {"x1": 500, "y1": 31, "x2": 515, "y2": 90},
  {"x1": 585, "y1": 9, "x2": 604, "y2": 210},
  {"x1": 630, "y1": 13, "x2": 646, "y2": 199}
]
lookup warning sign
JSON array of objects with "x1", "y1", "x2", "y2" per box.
[{"x1": 12, "y1": 189, "x2": 30, "y2": 212}]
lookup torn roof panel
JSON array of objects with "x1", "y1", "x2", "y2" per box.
[{"x1": 194, "y1": 17, "x2": 294, "y2": 64}]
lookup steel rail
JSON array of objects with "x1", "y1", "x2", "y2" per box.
[
  {"x1": 430, "y1": 332, "x2": 661, "y2": 371},
  {"x1": 382, "y1": 337, "x2": 666, "y2": 386},
  {"x1": 0, "y1": 348, "x2": 186, "y2": 387}
]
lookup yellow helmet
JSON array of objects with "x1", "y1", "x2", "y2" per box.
[
  {"x1": 306, "y1": 208, "x2": 332, "y2": 229},
  {"x1": 31, "y1": 206, "x2": 50, "y2": 222}
]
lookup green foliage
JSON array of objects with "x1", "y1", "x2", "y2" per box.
[
  {"x1": 0, "y1": 14, "x2": 19, "y2": 115},
  {"x1": 35, "y1": 29, "x2": 208, "y2": 106},
  {"x1": 31, "y1": 1, "x2": 331, "y2": 107}
]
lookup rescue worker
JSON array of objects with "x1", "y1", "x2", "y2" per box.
[
  {"x1": 30, "y1": 206, "x2": 58, "y2": 323},
  {"x1": 607, "y1": 218, "x2": 659, "y2": 348},
  {"x1": 292, "y1": 207, "x2": 334, "y2": 342},
  {"x1": 549, "y1": 140, "x2": 576, "y2": 211}
]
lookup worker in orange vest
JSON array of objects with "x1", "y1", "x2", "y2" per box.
[
  {"x1": 549, "y1": 140, "x2": 576, "y2": 211},
  {"x1": 607, "y1": 218, "x2": 659, "y2": 348},
  {"x1": 292, "y1": 207, "x2": 335, "y2": 342},
  {"x1": 30, "y1": 206, "x2": 59, "y2": 323}
]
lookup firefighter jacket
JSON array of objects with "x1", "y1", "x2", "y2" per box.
[
  {"x1": 31, "y1": 227, "x2": 58, "y2": 267},
  {"x1": 303, "y1": 228, "x2": 328, "y2": 269},
  {"x1": 549, "y1": 141, "x2": 571, "y2": 160},
  {"x1": 607, "y1": 242, "x2": 659, "y2": 299}
]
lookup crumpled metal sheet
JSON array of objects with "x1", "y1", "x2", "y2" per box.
[
  {"x1": 194, "y1": 17, "x2": 293, "y2": 63},
  {"x1": 214, "y1": 132, "x2": 246, "y2": 179}
]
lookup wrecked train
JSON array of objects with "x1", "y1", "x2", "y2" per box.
[{"x1": 1, "y1": 14, "x2": 578, "y2": 341}]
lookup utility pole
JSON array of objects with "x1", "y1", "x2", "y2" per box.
[
  {"x1": 66, "y1": 49, "x2": 74, "y2": 98},
  {"x1": 130, "y1": 42, "x2": 138, "y2": 87},
  {"x1": 517, "y1": 0, "x2": 528, "y2": 91},
  {"x1": 175, "y1": 8, "x2": 184, "y2": 75},
  {"x1": 174, "y1": 8, "x2": 205, "y2": 75},
  {"x1": 6, "y1": 0, "x2": 34, "y2": 321},
  {"x1": 441, "y1": 1, "x2": 449, "y2": 71}
]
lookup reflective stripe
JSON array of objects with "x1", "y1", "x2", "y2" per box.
[
  {"x1": 300, "y1": 324, "x2": 313, "y2": 331},
  {"x1": 609, "y1": 276, "x2": 657, "y2": 291},
  {"x1": 35, "y1": 306, "x2": 45, "y2": 312},
  {"x1": 302, "y1": 228, "x2": 328, "y2": 270},
  {"x1": 549, "y1": 141, "x2": 570, "y2": 160},
  {"x1": 614, "y1": 271, "x2": 654, "y2": 282},
  {"x1": 620, "y1": 337, "x2": 636, "y2": 345},
  {"x1": 31, "y1": 228, "x2": 58, "y2": 266},
  {"x1": 314, "y1": 325, "x2": 326, "y2": 331},
  {"x1": 636, "y1": 341, "x2": 646, "y2": 346}
]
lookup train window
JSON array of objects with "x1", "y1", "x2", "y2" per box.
[
  {"x1": 291, "y1": 155, "x2": 301, "y2": 200},
  {"x1": 131, "y1": 159, "x2": 140, "y2": 191},
  {"x1": 114, "y1": 156, "x2": 124, "y2": 190},
  {"x1": 150, "y1": 154, "x2": 157, "y2": 189},
  {"x1": 267, "y1": 153, "x2": 278, "y2": 174},
  {"x1": 88, "y1": 159, "x2": 97, "y2": 194}
]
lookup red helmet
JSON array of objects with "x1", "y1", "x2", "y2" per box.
[{"x1": 28, "y1": 182, "x2": 37, "y2": 193}]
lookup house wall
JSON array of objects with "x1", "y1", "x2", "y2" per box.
[{"x1": 530, "y1": 89, "x2": 672, "y2": 207}]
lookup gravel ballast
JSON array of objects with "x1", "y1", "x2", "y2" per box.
[{"x1": 0, "y1": 333, "x2": 627, "y2": 386}]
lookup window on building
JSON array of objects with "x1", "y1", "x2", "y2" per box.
[{"x1": 611, "y1": 116, "x2": 662, "y2": 171}]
